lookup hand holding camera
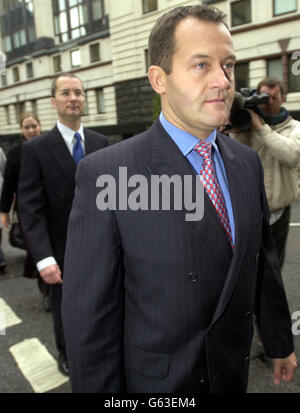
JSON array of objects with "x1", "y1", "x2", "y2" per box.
[{"x1": 228, "y1": 88, "x2": 269, "y2": 131}]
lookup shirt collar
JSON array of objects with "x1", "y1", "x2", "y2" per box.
[
  {"x1": 159, "y1": 112, "x2": 218, "y2": 156},
  {"x1": 56, "y1": 120, "x2": 85, "y2": 144}
]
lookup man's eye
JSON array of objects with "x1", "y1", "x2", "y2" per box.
[
  {"x1": 196, "y1": 63, "x2": 206, "y2": 69},
  {"x1": 224, "y1": 63, "x2": 234, "y2": 70}
]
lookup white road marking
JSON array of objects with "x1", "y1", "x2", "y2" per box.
[
  {"x1": 0, "y1": 297, "x2": 22, "y2": 331},
  {"x1": 290, "y1": 223, "x2": 300, "y2": 227},
  {"x1": 0, "y1": 311, "x2": 5, "y2": 335},
  {"x1": 9, "y1": 338, "x2": 69, "y2": 393}
]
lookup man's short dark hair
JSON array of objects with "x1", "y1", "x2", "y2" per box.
[
  {"x1": 51, "y1": 72, "x2": 84, "y2": 97},
  {"x1": 257, "y1": 77, "x2": 286, "y2": 96},
  {"x1": 148, "y1": 5, "x2": 227, "y2": 75}
]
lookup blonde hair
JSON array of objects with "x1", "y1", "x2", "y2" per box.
[{"x1": 19, "y1": 112, "x2": 41, "y2": 129}]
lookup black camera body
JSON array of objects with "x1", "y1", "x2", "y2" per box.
[{"x1": 229, "y1": 88, "x2": 269, "y2": 131}]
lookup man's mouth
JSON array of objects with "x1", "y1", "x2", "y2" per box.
[{"x1": 205, "y1": 99, "x2": 225, "y2": 104}]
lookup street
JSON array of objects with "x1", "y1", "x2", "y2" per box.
[{"x1": 0, "y1": 200, "x2": 299, "y2": 393}]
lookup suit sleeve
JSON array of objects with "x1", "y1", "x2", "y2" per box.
[
  {"x1": 1, "y1": 147, "x2": 18, "y2": 213},
  {"x1": 62, "y1": 157, "x2": 125, "y2": 393},
  {"x1": 0, "y1": 148, "x2": 6, "y2": 176},
  {"x1": 250, "y1": 123, "x2": 300, "y2": 168},
  {"x1": 255, "y1": 153, "x2": 294, "y2": 358},
  {"x1": 17, "y1": 142, "x2": 54, "y2": 264}
]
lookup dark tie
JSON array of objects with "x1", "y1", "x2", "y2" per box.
[
  {"x1": 73, "y1": 132, "x2": 84, "y2": 165},
  {"x1": 194, "y1": 141, "x2": 233, "y2": 248}
]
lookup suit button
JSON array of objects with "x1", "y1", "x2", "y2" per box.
[
  {"x1": 200, "y1": 378, "x2": 206, "y2": 384},
  {"x1": 61, "y1": 193, "x2": 65, "y2": 199},
  {"x1": 255, "y1": 254, "x2": 259, "y2": 263},
  {"x1": 244, "y1": 311, "x2": 252, "y2": 318},
  {"x1": 188, "y1": 272, "x2": 198, "y2": 282}
]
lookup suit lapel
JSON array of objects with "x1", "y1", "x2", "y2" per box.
[
  {"x1": 145, "y1": 120, "x2": 202, "y2": 225},
  {"x1": 45, "y1": 126, "x2": 76, "y2": 184},
  {"x1": 146, "y1": 123, "x2": 253, "y2": 326},
  {"x1": 210, "y1": 133, "x2": 253, "y2": 326},
  {"x1": 45, "y1": 127, "x2": 97, "y2": 184},
  {"x1": 84, "y1": 130, "x2": 99, "y2": 155},
  {"x1": 147, "y1": 121, "x2": 196, "y2": 177}
]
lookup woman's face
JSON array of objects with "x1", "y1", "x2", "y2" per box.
[{"x1": 21, "y1": 117, "x2": 41, "y2": 140}]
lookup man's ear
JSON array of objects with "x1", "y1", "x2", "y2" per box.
[
  {"x1": 281, "y1": 94, "x2": 286, "y2": 104},
  {"x1": 148, "y1": 65, "x2": 167, "y2": 95}
]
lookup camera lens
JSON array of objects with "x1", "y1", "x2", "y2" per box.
[{"x1": 230, "y1": 109, "x2": 252, "y2": 131}]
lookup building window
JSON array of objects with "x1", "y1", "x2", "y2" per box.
[
  {"x1": 267, "y1": 58, "x2": 283, "y2": 80},
  {"x1": 15, "y1": 101, "x2": 25, "y2": 123},
  {"x1": 53, "y1": 55, "x2": 62, "y2": 72},
  {"x1": 231, "y1": 0, "x2": 251, "y2": 27},
  {"x1": 0, "y1": 0, "x2": 36, "y2": 53},
  {"x1": 273, "y1": 0, "x2": 297, "y2": 16},
  {"x1": 1, "y1": 74, "x2": 7, "y2": 87},
  {"x1": 12, "y1": 66, "x2": 19, "y2": 82},
  {"x1": 83, "y1": 91, "x2": 89, "y2": 115},
  {"x1": 13, "y1": 29, "x2": 27, "y2": 48},
  {"x1": 25, "y1": 0, "x2": 34, "y2": 14},
  {"x1": 0, "y1": 1, "x2": 8, "y2": 15},
  {"x1": 234, "y1": 62, "x2": 249, "y2": 90},
  {"x1": 4, "y1": 105, "x2": 11, "y2": 124},
  {"x1": 92, "y1": 0, "x2": 106, "y2": 33},
  {"x1": 142, "y1": 0, "x2": 158, "y2": 14},
  {"x1": 53, "y1": 0, "x2": 105, "y2": 43},
  {"x1": 289, "y1": 54, "x2": 300, "y2": 92},
  {"x1": 90, "y1": 43, "x2": 100, "y2": 63},
  {"x1": 96, "y1": 88, "x2": 105, "y2": 113},
  {"x1": 26, "y1": 61, "x2": 33, "y2": 78},
  {"x1": 1, "y1": 35, "x2": 12, "y2": 52},
  {"x1": 144, "y1": 49, "x2": 150, "y2": 72},
  {"x1": 70, "y1": 49, "x2": 81, "y2": 67},
  {"x1": 92, "y1": 0, "x2": 104, "y2": 20},
  {"x1": 31, "y1": 99, "x2": 37, "y2": 114},
  {"x1": 53, "y1": 0, "x2": 87, "y2": 42}
]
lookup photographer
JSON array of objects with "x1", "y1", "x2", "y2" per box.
[{"x1": 230, "y1": 77, "x2": 300, "y2": 269}]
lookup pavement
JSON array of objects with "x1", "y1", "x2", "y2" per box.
[{"x1": 0, "y1": 200, "x2": 299, "y2": 394}]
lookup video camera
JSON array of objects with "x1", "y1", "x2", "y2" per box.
[{"x1": 229, "y1": 88, "x2": 269, "y2": 131}]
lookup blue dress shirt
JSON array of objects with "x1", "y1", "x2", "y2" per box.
[{"x1": 159, "y1": 112, "x2": 235, "y2": 245}]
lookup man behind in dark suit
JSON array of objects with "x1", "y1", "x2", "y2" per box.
[
  {"x1": 62, "y1": 6, "x2": 297, "y2": 392},
  {"x1": 18, "y1": 73, "x2": 107, "y2": 375}
]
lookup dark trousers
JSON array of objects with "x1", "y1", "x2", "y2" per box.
[
  {"x1": 23, "y1": 252, "x2": 36, "y2": 278},
  {"x1": 270, "y1": 205, "x2": 291, "y2": 269},
  {"x1": 49, "y1": 283, "x2": 66, "y2": 357}
]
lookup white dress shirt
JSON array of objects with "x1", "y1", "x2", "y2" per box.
[{"x1": 36, "y1": 121, "x2": 85, "y2": 273}]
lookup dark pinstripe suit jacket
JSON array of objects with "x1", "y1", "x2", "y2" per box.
[
  {"x1": 18, "y1": 125, "x2": 107, "y2": 269},
  {"x1": 62, "y1": 119, "x2": 294, "y2": 393}
]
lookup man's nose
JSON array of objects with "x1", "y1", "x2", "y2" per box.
[{"x1": 211, "y1": 66, "x2": 230, "y2": 89}]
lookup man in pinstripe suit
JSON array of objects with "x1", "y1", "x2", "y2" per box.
[
  {"x1": 18, "y1": 73, "x2": 107, "y2": 376},
  {"x1": 62, "y1": 5, "x2": 297, "y2": 392}
]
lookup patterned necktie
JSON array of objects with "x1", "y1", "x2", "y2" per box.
[
  {"x1": 73, "y1": 132, "x2": 84, "y2": 165},
  {"x1": 194, "y1": 141, "x2": 233, "y2": 248}
]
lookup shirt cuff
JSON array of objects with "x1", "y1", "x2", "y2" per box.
[{"x1": 36, "y1": 257, "x2": 57, "y2": 272}]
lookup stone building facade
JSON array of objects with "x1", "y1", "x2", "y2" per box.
[{"x1": 0, "y1": 0, "x2": 300, "y2": 148}]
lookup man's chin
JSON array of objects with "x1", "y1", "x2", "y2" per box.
[
  {"x1": 207, "y1": 113, "x2": 229, "y2": 129},
  {"x1": 64, "y1": 112, "x2": 82, "y2": 119}
]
